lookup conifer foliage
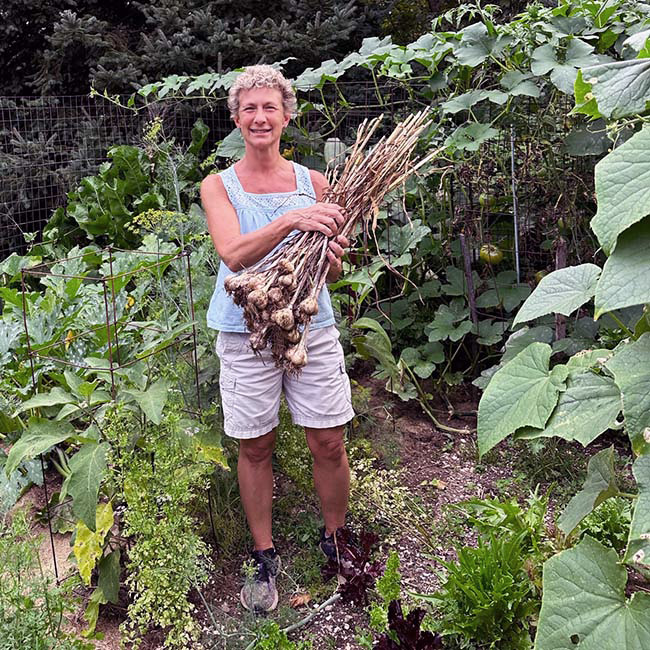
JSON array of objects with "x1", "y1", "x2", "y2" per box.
[{"x1": 1, "y1": 0, "x2": 387, "y2": 95}]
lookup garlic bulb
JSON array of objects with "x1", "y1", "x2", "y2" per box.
[
  {"x1": 299, "y1": 297, "x2": 319, "y2": 316},
  {"x1": 268, "y1": 287, "x2": 284, "y2": 304},
  {"x1": 278, "y1": 273, "x2": 296, "y2": 287},
  {"x1": 277, "y1": 259, "x2": 295, "y2": 274},
  {"x1": 285, "y1": 341, "x2": 307, "y2": 367},
  {"x1": 271, "y1": 307, "x2": 295, "y2": 330},
  {"x1": 286, "y1": 329, "x2": 301, "y2": 344},
  {"x1": 248, "y1": 289, "x2": 268, "y2": 309}
]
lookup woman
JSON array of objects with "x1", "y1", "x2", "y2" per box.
[{"x1": 201, "y1": 65, "x2": 355, "y2": 613}]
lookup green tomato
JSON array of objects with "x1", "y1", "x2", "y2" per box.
[
  {"x1": 479, "y1": 244, "x2": 503, "y2": 265},
  {"x1": 479, "y1": 193, "x2": 497, "y2": 208}
]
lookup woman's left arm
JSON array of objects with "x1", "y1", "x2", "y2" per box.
[{"x1": 310, "y1": 170, "x2": 349, "y2": 283}]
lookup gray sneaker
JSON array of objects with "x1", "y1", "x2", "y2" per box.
[{"x1": 240, "y1": 548, "x2": 281, "y2": 613}]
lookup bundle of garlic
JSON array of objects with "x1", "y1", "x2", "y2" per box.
[{"x1": 225, "y1": 111, "x2": 437, "y2": 374}]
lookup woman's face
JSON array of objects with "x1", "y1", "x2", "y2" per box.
[{"x1": 234, "y1": 87, "x2": 290, "y2": 149}]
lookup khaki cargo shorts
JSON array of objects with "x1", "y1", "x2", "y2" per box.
[{"x1": 215, "y1": 325, "x2": 355, "y2": 439}]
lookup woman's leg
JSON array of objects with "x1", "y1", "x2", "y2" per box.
[
  {"x1": 238, "y1": 428, "x2": 277, "y2": 550},
  {"x1": 305, "y1": 425, "x2": 350, "y2": 535}
]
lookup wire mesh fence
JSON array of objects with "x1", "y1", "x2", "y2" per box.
[{"x1": 1, "y1": 84, "x2": 596, "y2": 278}]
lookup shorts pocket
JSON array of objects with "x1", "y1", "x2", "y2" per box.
[
  {"x1": 216, "y1": 332, "x2": 248, "y2": 357},
  {"x1": 339, "y1": 361, "x2": 353, "y2": 407},
  {"x1": 219, "y1": 366, "x2": 237, "y2": 422}
]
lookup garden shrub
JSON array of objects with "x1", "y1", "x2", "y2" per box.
[{"x1": 117, "y1": 407, "x2": 213, "y2": 648}]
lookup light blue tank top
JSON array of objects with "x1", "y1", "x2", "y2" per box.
[{"x1": 206, "y1": 161, "x2": 336, "y2": 332}]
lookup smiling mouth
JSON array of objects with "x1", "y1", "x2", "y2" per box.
[{"x1": 250, "y1": 128, "x2": 272, "y2": 134}]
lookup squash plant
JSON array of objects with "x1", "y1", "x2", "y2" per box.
[{"x1": 477, "y1": 43, "x2": 650, "y2": 650}]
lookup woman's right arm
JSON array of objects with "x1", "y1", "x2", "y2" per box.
[{"x1": 200, "y1": 174, "x2": 345, "y2": 271}]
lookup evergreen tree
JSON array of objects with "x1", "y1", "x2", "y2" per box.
[{"x1": 1, "y1": 0, "x2": 389, "y2": 96}]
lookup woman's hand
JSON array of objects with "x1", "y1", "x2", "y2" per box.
[
  {"x1": 326, "y1": 234, "x2": 349, "y2": 283},
  {"x1": 287, "y1": 202, "x2": 346, "y2": 237}
]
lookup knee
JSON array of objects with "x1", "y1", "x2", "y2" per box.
[
  {"x1": 308, "y1": 432, "x2": 346, "y2": 465},
  {"x1": 239, "y1": 434, "x2": 275, "y2": 466}
]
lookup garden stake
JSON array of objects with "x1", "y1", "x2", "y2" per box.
[{"x1": 510, "y1": 126, "x2": 521, "y2": 284}]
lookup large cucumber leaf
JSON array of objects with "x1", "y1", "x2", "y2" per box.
[
  {"x1": 558, "y1": 447, "x2": 618, "y2": 535},
  {"x1": 513, "y1": 264, "x2": 601, "y2": 326},
  {"x1": 575, "y1": 59, "x2": 650, "y2": 120},
  {"x1": 594, "y1": 218, "x2": 650, "y2": 318},
  {"x1": 590, "y1": 129, "x2": 650, "y2": 257},
  {"x1": 606, "y1": 334, "x2": 650, "y2": 455},
  {"x1": 535, "y1": 536, "x2": 650, "y2": 650},
  {"x1": 516, "y1": 371, "x2": 620, "y2": 447},
  {"x1": 477, "y1": 343, "x2": 568, "y2": 457}
]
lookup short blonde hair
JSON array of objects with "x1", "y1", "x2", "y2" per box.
[{"x1": 227, "y1": 65, "x2": 297, "y2": 119}]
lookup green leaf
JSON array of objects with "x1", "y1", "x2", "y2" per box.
[
  {"x1": 516, "y1": 371, "x2": 620, "y2": 446},
  {"x1": 502, "y1": 326, "x2": 555, "y2": 363},
  {"x1": 216, "y1": 128, "x2": 245, "y2": 160},
  {"x1": 441, "y1": 90, "x2": 490, "y2": 114},
  {"x1": 591, "y1": 129, "x2": 650, "y2": 257},
  {"x1": 442, "y1": 266, "x2": 476, "y2": 296},
  {"x1": 624, "y1": 455, "x2": 650, "y2": 569},
  {"x1": 455, "y1": 22, "x2": 511, "y2": 67},
  {"x1": 352, "y1": 317, "x2": 393, "y2": 352},
  {"x1": 513, "y1": 264, "x2": 601, "y2": 326},
  {"x1": 73, "y1": 502, "x2": 114, "y2": 585},
  {"x1": 622, "y1": 29, "x2": 650, "y2": 58},
  {"x1": 532, "y1": 40, "x2": 597, "y2": 94},
  {"x1": 425, "y1": 302, "x2": 472, "y2": 342},
  {"x1": 606, "y1": 334, "x2": 650, "y2": 455},
  {"x1": 594, "y1": 218, "x2": 650, "y2": 318},
  {"x1": 66, "y1": 442, "x2": 108, "y2": 532},
  {"x1": 564, "y1": 120, "x2": 611, "y2": 157},
  {"x1": 535, "y1": 536, "x2": 650, "y2": 650},
  {"x1": 500, "y1": 70, "x2": 540, "y2": 98},
  {"x1": 477, "y1": 343, "x2": 568, "y2": 457},
  {"x1": 122, "y1": 378, "x2": 170, "y2": 425},
  {"x1": 474, "y1": 319, "x2": 509, "y2": 346},
  {"x1": 82, "y1": 587, "x2": 107, "y2": 638},
  {"x1": 580, "y1": 59, "x2": 650, "y2": 120},
  {"x1": 98, "y1": 549, "x2": 121, "y2": 604},
  {"x1": 531, "y1": 44, "x2": 558, "y2": 76},
  {"x1": 558, "y1": 447, "x2": 618, "y2": 535},
  {"x1": 5, "y1": 419, "x2": 75, "y2": 476},
  {"x1": 14, "y1": 386, "x2": 77, "y2": 416},
  {"x1": 445, "y1": 123, "x2": 499, "y2": 152}
]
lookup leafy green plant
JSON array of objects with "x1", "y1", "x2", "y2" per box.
[
  {"x1": 421, "y1": 534, "x2": 538, "y2": 650},
  {"x1": 0, "y1": 510, "x2": 93, "y2": 650},
  {"x1": 457, "y1": 488, "x2": 554, "y2": 570},
  {"x1": 252, "y1": 620, "x2": 313, "y2": 649},
  {"x1": 42, "y1": 117, "x2": 209, "y2": 251},
  {"x1": 476, "y1": 32, "x2": 650, "y2": 649},
  {"x1": 578, "y1": 496, "x2": 632, "y2": 553},
  {"x1": 118, "y1": 405, "x2": 214, "y2": 649}
]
